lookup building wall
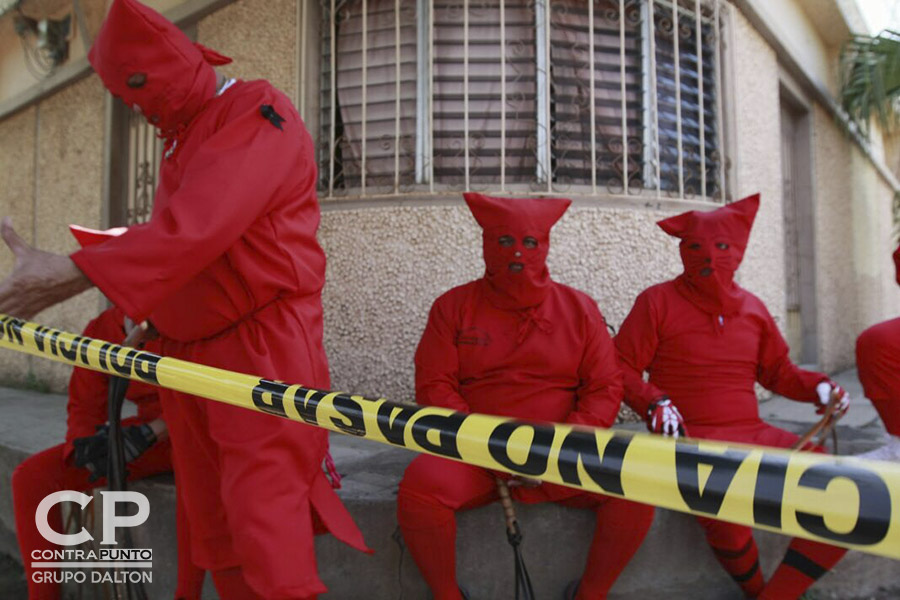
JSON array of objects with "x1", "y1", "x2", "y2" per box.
[
  {"x1": 729, "y1": 6, "x2": 786, "y2": 328},
  {"x1": 317, "y1": 202, "x2": 683, "y2": 403},
  {"x1": 198, "y1": 0, "x2": 297, "y2": 99},
  {"x1": 0, "y1": 0, "x2": 896, "y2": 400},
  {"x1": 0, "y1": 77, "x2": 106, "y2": 391},
  {"x1": 0, "y1": 107, "x2": 39, "y2": 385}
]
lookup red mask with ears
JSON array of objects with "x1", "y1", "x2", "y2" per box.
[
  {"x1": 88, "y1": 0, "x2": 232, "y2": 138},
  {"x1": 657, "y1": 193, "x2": 760, "y2": 315},
  {"x1": 463, "y1": 192, "x2": 571, "y2": 310}
]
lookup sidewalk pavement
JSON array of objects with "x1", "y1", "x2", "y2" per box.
[{"x1": 0, "y1": 369, "x2": 896, "y2": 599}]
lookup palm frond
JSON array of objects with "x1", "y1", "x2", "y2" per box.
[{"x1": 840, "y1": 30, "x2": 900, "y2": 134}]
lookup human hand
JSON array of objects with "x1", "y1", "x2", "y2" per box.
[
  {"x1": 72, "y1": 423, "x2": 158, "y2": 481},
  {"x1": 815, "y1": 381, "x2": 850, "y2": 416},
  {"x1": 72, "y1": 425, "x2": 111, "y2": 482},
  {"x1": 647, "y1": 397, "x2": 686, "y2": 438},
  {"x1": 0, "y1": 218, "x2": 92, "y2": 319}
]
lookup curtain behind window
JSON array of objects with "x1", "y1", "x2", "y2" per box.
[{"x1": 333, "y1": 0, "x2": 418, "y2": 193}]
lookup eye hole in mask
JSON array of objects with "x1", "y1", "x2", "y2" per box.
[
  {"x1": 716, "y1": 242, "x2": 730, "y2": 250},
  {"x1": 127, "y1": 73, "x2": 147, "y2": 88},
  {"x1": 498, "y1": 235, "x2": 539, "y2": 249}
]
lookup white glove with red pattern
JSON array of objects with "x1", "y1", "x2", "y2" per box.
[
  {"x1": 815, "y1": 381, "x2": 850, "y2": 416},
  {"x1": 647, "y1": 398, "x2": 686, "y2": 438}
]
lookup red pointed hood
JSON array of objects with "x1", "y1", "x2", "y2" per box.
[
  {"x1": 88, "y1": 0, "x2": 232, "y2": 137},
  {"x1": 657, "y1": 193, "x2": 760, "y2": 315},
  {"x1": 463, "y1": 192, "x2": 571, "y2": 310}
]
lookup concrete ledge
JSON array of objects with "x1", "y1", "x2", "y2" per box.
[{"x1": 0, "y1": 387, "x2": 897, "y2": 599}]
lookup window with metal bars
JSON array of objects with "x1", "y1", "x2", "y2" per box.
[
  {"x1": 107, "y1": 99, "x2": 163, "y2": 227},
  {"x1": 319, "y1": 0, "x2": 728, "y2": 201}
]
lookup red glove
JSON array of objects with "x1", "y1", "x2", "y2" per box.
[{"x1": 647, "y1": 398, "x2": 686, "y2": 438}]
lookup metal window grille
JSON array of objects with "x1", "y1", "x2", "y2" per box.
[
  {"x1": 319, "y1": 0, "x2": 729, "y2": 202},
  {"x1": 107, "y1": 99, "x2": 162, "y2": 228},
  {"x1": 124, "y1": 112, "x2": 161, "y2": 225}
]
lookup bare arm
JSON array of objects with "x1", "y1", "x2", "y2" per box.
[{"x1": 0, "y1": 218, "x2": 93, "y2": 319}]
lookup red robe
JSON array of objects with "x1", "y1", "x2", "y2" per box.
[{"x1": 73, "y1": 1, "x2": 367, "y2": 596}]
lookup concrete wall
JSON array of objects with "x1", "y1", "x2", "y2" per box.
[
  {"x1": 729, "y1": 6, "x2": 787, "y2": 327},
  {"x1": 0, "y1": 107, "x2": 39, "y2": 386},
  {"x1": 0, "y1": 0, "x2": 109, "y2": 106},
  {"x1": 0, "y1": 75, "x2": 107, "y2": 391},
  {"x1": 198, "y1": 0, "x2": 298, "y2": 98},
  {"x1": 318, "y1": 202, "x2": 683, "y2": 405},
  {"x1": 811, "y1": 105, "x2": 900, "y2": 372},
  {"x1": 0, "y1": 0, "x2": 897, "y2": 399}
]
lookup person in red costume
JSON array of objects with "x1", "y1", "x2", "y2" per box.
[
  {"x1": 856, "y1": 242, "x2": 900, "y2": 461},
  {"x1": 397, "y1": 192, "x2": 655, "y2": 600},
  {"x1": 615, "y1": 194, "x2": 851, "y2": 600},
  {"x1": 11, "y1": 305, "x2": 205, "y2": 600},
  {"x1": 0, "y1": 1, "x2": 369, "y2": 598}
]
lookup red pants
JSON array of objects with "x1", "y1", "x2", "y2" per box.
[
  {"x1": 691, "y1": 421, "x2": 847, "y2": 599},
  {"x1": 11, "y1": 431, "x2": 204, "y2": 600},
  {"x1": 397, "y1": 454, "x2": 655, "y2": 600},
  {"x1": 857, "y1": 317, "x2": 900, "y2": 435}
]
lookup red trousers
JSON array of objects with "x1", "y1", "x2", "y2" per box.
[
  {"x1": 397, "y1": 454, "x2": 655, "y2": 600},
  {"x1": 857, "y1": 317, "x2": 900, "y2": 436},
  {"x1": 11, "y1": 430, "x2": 204, "y2": 600},
  {"x1": 691, "y1": 421, "x2": 847, "y2": 599}
]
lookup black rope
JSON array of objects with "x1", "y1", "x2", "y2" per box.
[
  {"x1": 106, "y1": 368, "x2": 148, "y2": 600},
  {"x1": 391, "y1": 526, "x2": 405, "y2": 600}
]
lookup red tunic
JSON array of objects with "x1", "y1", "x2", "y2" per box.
[
  {"x1": 615, "y1": 281, "x2": 827, "y2": 438},
  {"x1": 416, "y1": 279, "x2": 623, "y2": 428},
  {"x1": 72, "y1": 80, "x2": 368, "y2": 595},
  {"x1": 73, "y1": 1, "x2": 367, "y2": 595}
]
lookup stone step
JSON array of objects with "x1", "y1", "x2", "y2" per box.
[{"x1": 0, "y1": 386, "x2": 897, "y2": 599}]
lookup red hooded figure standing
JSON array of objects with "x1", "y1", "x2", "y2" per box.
[
  {"x1": 614, "y1": 194, "x2": 850, "y2": 599},
  {"x1": 397, "y1": 193, "x2": 654, "y2": 600},
  {"x1": 855, "y1": 242, "x2": 900, "y2": 461},
  {"x1": 0, "y1": 1, "x2": 368, "y2": 598}
]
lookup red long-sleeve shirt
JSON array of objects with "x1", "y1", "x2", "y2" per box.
[
  {"x1": 415, "y1": 280, "x2": 623, "y2": 429},
  {"x1": 615, "y1": 281, "x2": 827, "y2": 431}
]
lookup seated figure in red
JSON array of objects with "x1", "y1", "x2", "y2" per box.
[
  {"x1": 11, "y1": 306, "x2": 204, "y2": 600},
  {"x1": 396, "y1": 192, "x2": 655, "y2": 600},
  {"x1": 856, "y1": 242, "x2": 900, "y2": 461},
  {"x1": 614, "y1": 194, "x2": 850, "y2": 599}
]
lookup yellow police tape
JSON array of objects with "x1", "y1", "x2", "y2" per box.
[{"x1": 0, "y1": 314, "x2": 898, "y2": 560}]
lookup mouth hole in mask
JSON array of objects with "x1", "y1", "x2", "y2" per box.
[{"x1": 127, "y1": 73, "x2": 147, "y2": 88}]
